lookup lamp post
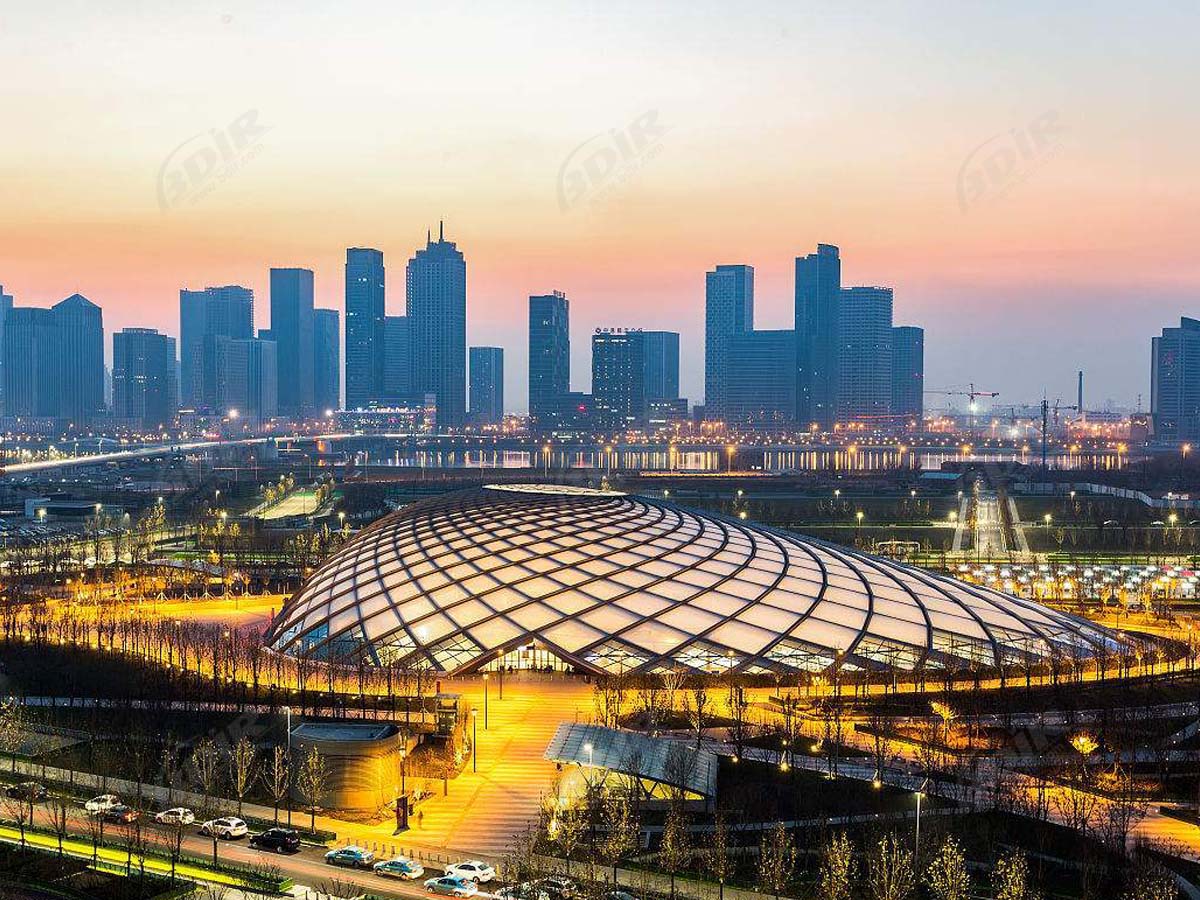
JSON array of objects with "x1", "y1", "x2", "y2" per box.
[
  {"x1": 914, "y1": 778, "x2": 928, "y2": 861},
  {"x1": 483, "y1": 673, "x2": 489, "y2": 729},
  {"x1": 283, "y1": 706, "x2": 292, "y2": 827},
  {"x1": 472, "y1": 710, "x2": 478, "y2": 773},
  {"x1": 583, "y1": 741, "x2": 594, "y2": 768}
]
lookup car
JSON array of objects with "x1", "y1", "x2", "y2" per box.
[
  {"x1": 199, "y1": 817, "x2": 248, "y2": 839},
  {"x1": 604, "y1": 892, "x2": 638, "y2": 900},
  {"x1": 102, "y1": 804, "x2": 139, "y2": 824},
  {"x1": 538, "y1": 877, "x2": 578, "y2": 899},
  {"x1": 85, "y1": 794, "x2": 121, "y2": 814},
  {"x1": 249, "y1": 827, "x2": 301, "y2": 854},
  {"x1": 325, "y1": 845, "x2": 376, "y2": 868},
  {"x1": 425, "y1": 876, "x2": 478, "y2": 897},
  {"x1": 444, "y1": 861, "x2": 496, "y2": 883},
  {"x1": 374, "y1": 856, "x2": 425, "y2": 879},
  {"x1": 4, "y1": 782, "x2": 49, "y2": 802},
  {"x1": 496, "y1": 883, "x2": 551, "y2": 900},
  {"x1": 153, "y1": 807, "x2": 195, "y2": 827}
]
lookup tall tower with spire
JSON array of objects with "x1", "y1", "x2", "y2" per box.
[{"x1": 407, "y1": 223, "x2": 467, "y2": 427}]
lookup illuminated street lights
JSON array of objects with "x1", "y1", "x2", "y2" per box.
[
  {"x1": 914, "y1": 778, "x2": 929, "y2": 860},
  {"x1": 482, "y1": 673, "x2": 489, "y2": 729},
  {"x1": 471, "y1": 710, "x2": 478, "y2": 773},
  {"x1": 1044, "y1": 513, "x2": 1052, "y2": 527}
]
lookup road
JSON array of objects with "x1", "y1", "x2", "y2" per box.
[{"x1": 973, "y1": 491, "x2": 1007, "y2": 555}]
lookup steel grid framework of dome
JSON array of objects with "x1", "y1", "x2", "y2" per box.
[{"x1": 266, "y1": 484, "x2": 1124, "y2": 677}]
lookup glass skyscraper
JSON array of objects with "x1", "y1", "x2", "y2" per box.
[
  {"x1": 891, "y1": 325, "x2": 924, "y2": 421},
  {"x1": 179, "y1": 285, "x2": 253, "y2": 411},
  {"x1": 314, "y1": 308, "x2": 340, "y2": 414},
  {"x1": 794, "y1": 244, "x2": 841, "y2": 428},
  {"x1": 528, "y1": 292, "x2": 570, "y2": 425},
  {"x1": 407, "y1": 224, "x2": 467, "y2": 427},
  {"x1": 837, "y1": 286, "x2": 893, "y2": 423},
  {"x1": 704, "y1": 264, "x2": 754, "y2": 420},
  {"x1": 469, "y1": 346, "x2": 504, "y2": 424},
  {"x1": 345, "y1": 247, "x2": 385, "y2": 411},
  {"x1": 113, "y1": 327, "x2": 177, "y2": 428},
  {"x1": 641, "y1": 331, "x2": 680, "y2": 403},
  {"x1": 1152, "y1": 317, "x2": 1200, "y2": 442},
  {"x1": 269, "y1": 267, "x2": 315, "y2": 416},
  {"x1": 592, "y1": 329, "x2": 646, "y2": 429},
  {"x1": 725, "y1": 329, "x2": 797, "y2": 429}
]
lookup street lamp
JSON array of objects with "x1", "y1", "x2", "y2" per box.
[
  {"x1": 914, "y1": 778, "x2": 929, "y2": 861},
  {"x1": 582, "y1": 741, "x2": 594, "y2": 768},
  {"x1": 1044, "y1": 513, "x2": 1052, "y2": 526},
  {"x1": 482, "y1": 673, "x2": 489, "y2": 729},
  {"x1": 471, "y1": 710, "x2": 478, "y2": 773}
]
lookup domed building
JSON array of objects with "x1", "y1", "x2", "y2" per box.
[{"x1": 266, "y1": 484, "x2": 1123, "y2": 677}]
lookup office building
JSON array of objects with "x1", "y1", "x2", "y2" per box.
[
  {"x1": 592, "y1": 329, "x2": 646, "y2": 429},
  {"x1": 1152, "y1": 317, "x2": 1200, "y2": 442},
  {"x1": 3, "y1": 307, "x2": 55, "y2": 417},
  {"x1": 529, "y1": 292, "x2": 570, "y2": 425},
  {"x1": 112, "y1": 328, "x2": 177, "y2": 428},
  {"x1": 270, "y1": 267, "x2": 315, "y2": 416},
  {"x1": 704, "y1": 265, "x2": 754, "y2": 419},
  {"x1": 180, "y1": 285, "x2": 254, "y2": 411},
  {"x1": 837, "y1": 286, "x2": 893, "y2": 423},
  {"x1": 53, "y1": 294, "x2": 106, "y2": 423},
  {"x1": 891, "y1": 326, "x2": 925, "y2": 421},
  {"x1": 407, "y1": 224, "x2": 467, "y2": 427},
  {"x1": 469, "y1": 346, "x2": 504, "y2": 425},
  {"x1": 314, "y1": 308, "x2": 340, "y2": 414},
  {"x1": 345, "y1": 248, "x2": 386, "y2": 410},
  {"x1": 383, "y1": 315, "x2": 412, "y2": 402},
  {"x1": 211, "y1": 336, "x2": 277, "y2": 420},
  {"x1": 642, "y1": 331, "x2": 680, "y2": 402},
  {"x1": 795, "y1": 244, "x2": 841, "y2": 427},
  {"x1": 725, "y1": 330, "x2": 797, "y2": 429}
]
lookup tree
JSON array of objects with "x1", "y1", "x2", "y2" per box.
[
  {"x1": 758, "y1": 822, "x2": 797, "y2": 900},
  {"x1": 2, "y1": 793, "x2": 31, "y2": 846},
  {"x1": 296, "y1": 744, "x2": 331, "y2": 832},
  {"x1": 818, "y1": 831, "x2": 857, "y2": 900},
  {"x1": 866, "y1": 833, "x2": 916, "y2": 900},
  {"x1": 683, "y1": 679, "x2": 711, "y2": 748},
  {"x1": 659, "y1": 804, "x2": 691, "y2": 900},
  {"x1": 48, "y1": 794, "x2": 71, "y2": 856},
  {"x1": 992, "y1": 850, "x2": 1039, "y2": 900},
  {"x1": 0, "y1": 697, "x2": 26, "y2": 773},
  {"x1": 924, "y1": 837, "x2": 970, "y2": 900},
  {"x1": 550, "y1": 802, "x2": 587, "y2": 875},
  {"x1": 601, "y1": 788, "x2": 639, "y2": 886},
  {"x1": 229, "y1": 736, "x2": 257, "y2": 816},
  {"x1": 1123, "y1": 858, "x2": 1179, "y2": 900},
  {"x1": 262, "y1": 745, "x2": 291, "y2": 825},
  {"x1": 704, "y1": 809, "x2": 734, "y2": 900},
  {"x1": 192, "y1": 738, "x2": 221, "y2": 814}
]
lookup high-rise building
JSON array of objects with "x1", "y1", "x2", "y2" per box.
[
  {"x1": 383, "y1": 315, "x2": 412, "y2": 402},
  {"x1": 529, "y1": 292, "x2": 570, "y2": 424},
  {"x1": 592, "y1": 329, "x2": 646, "y2": 429},
  {"x1": 469, "y1": 346, "x2": 504, "y2": 425},
  {"x1": 2, "y1": 294, "x2": 104, "y2": 422},
  {"x1": 642, "y1": 331, "x2": 680, "y2": 402},
  {"x1": 180, "y1": 285, "x2": 253, "y2": 411},
  {"x1": 314, "y1": 308, "x2": 340, "y2": 414},
  {"x1": 112, "y1": 328, "x2": 177, "y2": 428},
  {"x1": 3, "y1": 307, "x2": 55, "y2": 418},
  {"x1": 891, "y1": 326, "x2": 924, "y2": 422},
  {"x1": 53, "y1": 294, "x2": 105, "y2": 423},
  {"x1": 704, "y1": 265, "x2": 754, "y2": 419},
  {"x1": 211, "y1": 336, "x2": 277, "y2": 420},
  {"x1": 1152, "y1": 317, "x2": 1200, "y2": 442},
  {"x1": 725, "y1": 330, "x2": 797, "y2": 429},
  {"x1": 0, "y1": 286, "x2": 12, "y2": 415},
  {"x1": 795, "y1": 244, "x2": 841, "y2": 428},
  {"x1": 837, "y1": 286, "x2": 893, "y2": 423},
  {"x1": 269, "y1": 267, "x2": 315, "y2": 416},
  {"x1": 345, "y1": 248, "x2": 385, "y2": 410},
  {"x1": 407, "y1": 224, "x2": 467, "y2": 427}
]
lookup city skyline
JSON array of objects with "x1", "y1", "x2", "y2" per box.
[{"x1": 2, "y1": 3, "x2": 1195, "y2": 412}]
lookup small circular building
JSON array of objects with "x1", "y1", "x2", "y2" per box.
[{"x1": 267, "y1": 484, "x2": 1123, "y2": 676}]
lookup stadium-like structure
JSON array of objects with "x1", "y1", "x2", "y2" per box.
[{"x1": 266, "y1": 484, "x2": 1124, "y2": 677}]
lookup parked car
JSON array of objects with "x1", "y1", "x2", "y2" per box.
[
  {"x1": 249, "y1": 828, "x2": 301, "y2": 854},
  {"x1": 538, "y1": 877, "x2": 577, "y2": 900},
  {"x1": 102, "y1": 804, "x2": 139, "y2": 824},
  {"x1": 444, "y1": 861, "x2": 496, "y2": 883},
  {"x1": 153, "y1": 807, "x2": 195, "y2": 827},
  {"x1": 496, "y1": 883, "x2": 550, "y2": 900},
  {"x1": 4, "y1": 782, "x2": 49, "y2": 802},
  {"x1": 425, "y1": 876, "x2": 478, "y2": 897},
  {"x1": 85, "y1": 794, "x2": 121, "y2": 814},
  {"x1": 374, "y1": 856, "x2": 425, "y2": 879},
  {"x1": 325, "y1": 845, "x2": 376, "y2": 868},
  {"x1": 199, "y1": 817, "x2": 248, "y2": 839}
]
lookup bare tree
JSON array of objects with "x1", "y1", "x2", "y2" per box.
[
  {"x1": 758, "y1": 822, "x2": 797, "y2": 900},
  {"x1": 48, "y1": 794, "x2": 71, "y2": 856},
  {"x1": 866, "y1": 832, "x2": 916, "y2": 900},
  {"x1": 819, "y1": 831, "x2": 857, "y2": 900},
  {"x1": 296, "y1": 743, "x2": 331, "y2": 833},
  {"x1": 659, "y1": 804, "x2": 691, "y2": 900},
  {"x1": 2, "y1": 793, "x2": 31, "y2": 846},
  {"x1": 601, "y1": 787, "x2": 639, "y2": 886},
  {"x1": 262, "y1": 744, "x2": 291, "y2": 825},
  {"x1": 992, "y1": 850, "x2": 1037, "y2": 900},
  {"x1": 924, "y1": 836, "x2": 969, "y2": 900},
  {"x1": 192, "y1": 737, "x2": 222, "y2": 815},
  {"x1": 704, "y1": 808, "x2": 734, "y2": 900},
  {"x1": 683, "y1": 677, "x2": 711, "y2": 748},
  {"x1": 228, "y1": 736, "x2": 258, "y2": 817}
]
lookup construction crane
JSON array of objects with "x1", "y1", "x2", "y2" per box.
[
  {"x1": 1039, "y1": 397, "x2": 1079, "y2": 468},
  {"x1": 924, "y1": 383, "x2": 1000, "y2": 411}
]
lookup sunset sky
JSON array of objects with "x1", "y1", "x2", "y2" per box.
[{"x1": 2, "y1": 1, "x2": 1197, "y2": 413}]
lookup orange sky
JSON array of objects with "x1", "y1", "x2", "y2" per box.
[{"x1": 2, "y1": 2, "x2": 1198, "y2": 412}]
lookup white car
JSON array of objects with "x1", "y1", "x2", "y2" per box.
[
  {"x1": 85, "y1": 794, "x2": 121, "y2": 814},
  {"x1": 199, "y1": 817, "x2": 248, "y2": 839},
  {"x1": 445, "y1": 861, "x2": 496, "y2": 883},
  {"x1": 154, "y1": 807, "x2": 195, "y2": 827}
]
